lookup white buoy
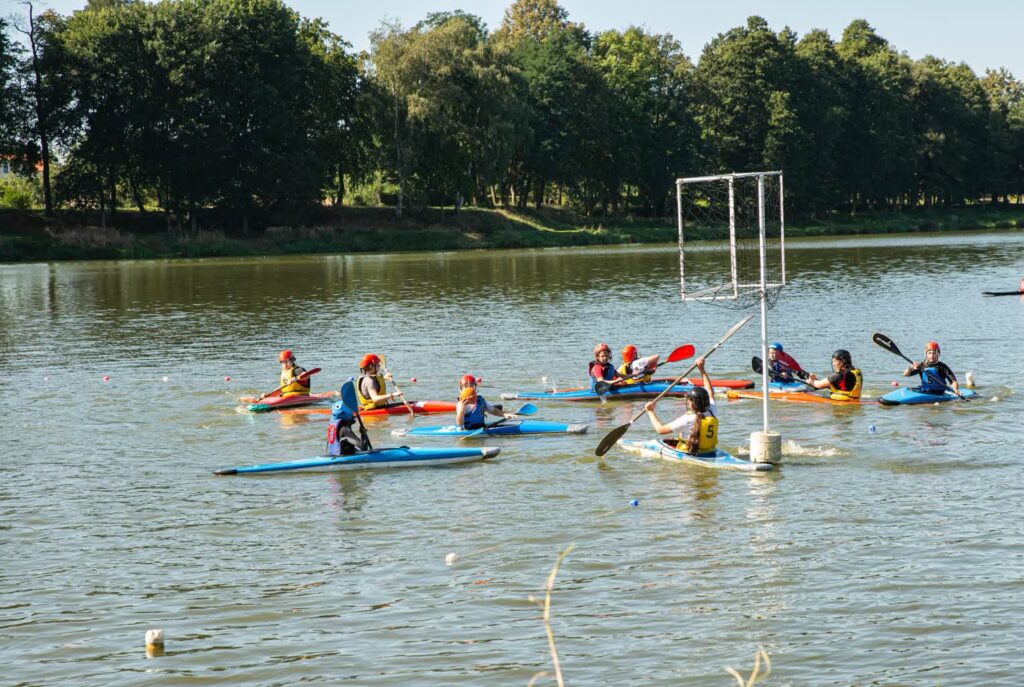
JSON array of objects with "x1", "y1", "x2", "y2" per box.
[
  {"x1": 445, "y1": 552, "x2": 459, "y2": 566},
  {"x1": 750, "y1": 431, "x2": 782, "y2": 464},
  {"x1": 145, "y1": 628, "x2": 165, "y2": 658},
  {"x1": 965, "y1": 371, "x2": 975, "y2": 388},
  {"x1": 162, "y1": 376, "x2": 170, "y2": 383}
]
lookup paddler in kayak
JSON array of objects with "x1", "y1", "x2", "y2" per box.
[
  {"x1": 590, "y1": 343, "x2": 624, "y2": 388},
  {"x1": 617, "y1": 345, "x2": 660, "y2": 385},
  {"x1": 643, "y1": 357, "x2": 718, "y2": 455},
  {"x1": 456, "y1": 374, "x2": 512, "y2": 429},
  {"x1": 767, "y1": 342, "x2": 804, "y2": 382},
  {"x1": 278, "y1": 349, "x2": 311, "y2": 398},
  {"x1": 807, "y1": 349, "x2": 863, "y2": 400},
  {"x1": 326, "y1": 401, "x2": 371, "y2": 456},
  {"x1": 356, "y1": 353, "x2": 400, "y2": 410},
  {"x1": 903, "y1": 340, "x2": 960, "y2": 394}
]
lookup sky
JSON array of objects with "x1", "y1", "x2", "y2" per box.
[{"x1": 12, "y1": 0, "x2": 1024, "y2": 77}]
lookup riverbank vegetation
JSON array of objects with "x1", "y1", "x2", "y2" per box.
[{"x1": 2, "y1": 0, "x2": 1024, "y2": 259}]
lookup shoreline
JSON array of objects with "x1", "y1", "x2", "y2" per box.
[{"x1": 1, "y1": 204, "x2": 1022, "y2": 263}]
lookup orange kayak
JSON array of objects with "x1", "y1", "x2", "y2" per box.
[{"x1": 726, "y1": 389, "x2": 870, "y2": 405}]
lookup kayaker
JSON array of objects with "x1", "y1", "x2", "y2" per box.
[
  {"x1": 356, "y1": 353, "x2": 399, "y2": 410},
  {"x1": 643, "y1": 357, "x2": 718, "y2": 455},
  {"x1": 903, "y1": 340, "x2": 960, "y2": 394},
  {"x1": 807, "y1": 349, "x2": 862, "y2": 400},
  {"x1": 617, "y1": 345, "x2": 660, "y2": 384},
  {"x1": 767, "y1": 342, "x2": 804, "y2": 382},
  {"x1": 326, "y1": 401, "x2": 370, "y2": 456},
  {"x1": 278, "y1": 349, "x2": 310, "y2": 398},
  {"x1": 590, "y1": 343, "x2": 624, "y2": 388},
  {"x1": 456, "y1": 375, "x2": 512, "y2": 429}
]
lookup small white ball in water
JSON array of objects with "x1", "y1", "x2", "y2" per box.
[
  {"x1": 965, "y1": 371, "x2": 976, "y2": 387},
  {"x1": 162, "y1": 376, "x2": 170, "y2": 382},
  {"x1": 541, "y1": 376, "x2": 548, "y2": 384},
  {"x1": 445, "y1": 552, "x2": 458, "y2": 566}
]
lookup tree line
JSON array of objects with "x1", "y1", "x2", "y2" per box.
[{"x1": 2, "y1": 0, "x2": 1023, "y2": 229}]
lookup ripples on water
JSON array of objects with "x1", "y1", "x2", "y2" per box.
[{"x1": 1, "y1": 231, "x2": 1022, "y2": 685}]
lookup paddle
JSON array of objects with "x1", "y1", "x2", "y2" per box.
[
  {"x1": 380, "y1": 355, "x2": 415, "y2": 418},
  {"x1": 594, "y1": 315, "x2": 753, "y2": 457},
  {"x1": 872, "y1": 332, "x2": 965, "y2": 400},
  {"x1": 341, "y1": 379, "x2": 373, "y2": 450},
  {"x1": 258, "y1": 367, "x2": 321, "y2": 400},
  {"x1": 751, "y1": 356, "x2": 816, "y2": 390},
  {"x1": 593, "y1": 343, "x2": 697, "y2": 395},
  {"x1": 462, "y1": 403, "x2": 539, "y2": 438}
]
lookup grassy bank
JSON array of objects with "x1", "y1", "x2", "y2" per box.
[{"x1": 2, "y1": 204, "x2": 1023, "y2": 262}]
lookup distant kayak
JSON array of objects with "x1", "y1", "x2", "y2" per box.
[
  {"x1": 276, "y1": 400, "x2": 458, "y2": 417},
  {"x1": 502, "y1": 380, "x2": 695, "y2": 401},
  {"x1": 878, "y1": 386, "x2": 978, "y2": 406},
  {"x1": 726, "y1": 389, "x2": 869, "y2": 405},
  {"x1": 982, "y1": 290, "x2": 1024, "y2": 297},
  {"x1": 243, "y1": 391, "x2": 338, "y2": 412},
  {"x1": 393, "y1": 420, "x2": 588, "y2": 438},
  {"x1": 214, "y1": 446, "x2": 500, "y2": 474},
  {"x1": 618, "y1": 438, "x2": 773, "y2": 472}
]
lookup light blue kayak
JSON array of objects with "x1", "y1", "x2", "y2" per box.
[
  {"x1": 393, "y1": 420, "x2": 588, "y2": 438},
  {"x1": 768, "y1": 379, "x2": 811, "y2": 392},
  {"x1": 618, "y1": 438, "x2": 774, "y2": 472},
  {"x1": 878, "y1": 386, "x2": 978, "y2": 406},
  {"x1": 502, "y1": 380, "x2": 695, "y2": 401},
  {"x1": 214, "y1": 446, "x2": 500, "y2": 474}
]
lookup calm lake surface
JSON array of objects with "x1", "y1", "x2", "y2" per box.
[{"x1": 2, "y1": 231, "x2": 1023, "y2": 685}]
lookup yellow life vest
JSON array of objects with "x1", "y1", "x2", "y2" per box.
[
  {"x1": 279, "y1": 365, "x2": 310, "y2": 397},
  {"x1": 830, "y1": 367, "x2": 863, "y2": 401},
  {"x1": 617, "y1": 362, "x2": 652, "y2": 384},
  {"x1": 356, "y1": 373, "x2": 388, "y2": 409},
  {"x1": 679, "y1": 414, "x2": 719, "y2": 454}
]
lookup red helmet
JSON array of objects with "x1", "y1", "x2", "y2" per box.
[
  {"x1": 359, "y1": 353, "x2": 381, "y2": 369},
  {"x1": 925, "y1": 340, "x2": 940, "y2": 352},
  {"x1": 594, "y1": 342, "x2": 611, "y2": 357},
  {"x1": 460, "y1": 374, "x2": 477, "y2": 387},
  {"x1": 278, "y1": 349, "x2": 294, "y2": 362},
  {"x1": 622, "y1": 344, "x2": 638, "y2": 363}
]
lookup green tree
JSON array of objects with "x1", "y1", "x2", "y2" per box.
[{"x1": 0, "y1": 18, "x2": 25, "y2": 158}]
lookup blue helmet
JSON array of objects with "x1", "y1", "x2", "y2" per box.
[
  {"x1": 769, "y1": 342, "x2": 783, "y2": 351},
  {"x1": 331, "y1": 400, "x2": 354, "y2": 421}
]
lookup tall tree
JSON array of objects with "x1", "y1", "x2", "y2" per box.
[{"x1": 0, "y1": 18, "x2": 25, "y2": 159}]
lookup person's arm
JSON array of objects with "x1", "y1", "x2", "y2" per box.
[
  {"x1": 903, "y1": 361, "x2": 922, "y2": 377},
  {"x1": 943, "y1": 363, "x2": 960, "y2": 394},
  {"x1": 643, "y1": 400, "x2": 674, "y2": 435},
  {"x1": 455, "y1": 400, "x2": 467, "y2": 428},
  {"x1": 361, "y1": 377, "x2": 397, "y2": 404},
  {"x1": 484, "y1": 400, "x2": 513, "y2": 420},
  {"x1": 806, "y1": 372, "x2": 832, "y2": 390}
]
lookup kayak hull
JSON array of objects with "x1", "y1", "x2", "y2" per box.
[
  {"x1": 245, "y1": 391, "x2": 338, "y2": 412},
  {"x1": 768, "y1": 380, "x2": 811, "y2": 392},
  {"x1": 878, "y1": 386, "x2": 978, "y2": 406},
  {"x1": 618, "y1": 439, "x2": 773, "y2": 472},
  {"x1": 726, "y1": 389, "x2": 867, "y2": 405},
  {"x1": 393, "y1": 420, "x2": 588, "y2": 437},
  {"x1": 277, "y1": 401, "x2": 458, "y2": 417},
  {"x1": 215, "y1": 446, "x2": 500, "y2": 474},
  {"x1": 502, "y1": 380, "x2": 695, "y2": 401},
  {"x1": 653, "y1": 377, "x2": 755, "y2": 389}
]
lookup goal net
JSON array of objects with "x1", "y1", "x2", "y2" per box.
[{"x1": 676, "y1": 172, "x2": 785, "y2": 309}]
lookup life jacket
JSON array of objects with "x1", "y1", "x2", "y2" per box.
[
  {"x1": 462, "y1": 395, "x2": 488, "y2": 428},
  {"x1": 589, "y1": 361, "x2": 616, "y2": 384},
  {"x1": 617, "y1": 361, "x2": 652, "y2": 384},
  {"x1": 327, "y1": 418, "x2": 366, "y2": 456},
  {"x1": 919, "y1": 366, "x2": 947, "y2": 393},
  {"x1": 279, "y1": 365, "x2": 310, "y2": 397},
  {"x1": 356, "y1": 373, "x2": 388, "y2": 409},
  {"x1": 678, "y1": 414, "x2": 719, "y2": 455},
  {"x1": 830, "y1": 367, "x2": 863, "y2": 401}
]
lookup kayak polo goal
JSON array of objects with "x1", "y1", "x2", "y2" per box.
[{"x1": 676, "y1": 171, "x2": 785, "y2": 463}]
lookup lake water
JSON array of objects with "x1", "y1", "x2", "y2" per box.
[{"x1": 2, "y1": 231, "x2": 1022, "y2": 685}]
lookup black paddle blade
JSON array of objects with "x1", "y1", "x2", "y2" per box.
[
  {"x1": 595, "y1": 422, "x2": 631, "y2": 457},
  {"x1": 872, "y1": 332, "x2": 901, "y2": 356},
  {"x1": 593, "y1": 380, "x2": 612, "y2": 395},
  {"x1": 751, "y1": 356, "x2": 763, "y2": 374}
]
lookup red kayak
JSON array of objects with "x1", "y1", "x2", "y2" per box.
[
  {"x1": 242, "y1": 391, "x2": 338, "y2": 413},
  {"x1": 276, "y1": 400, "x2": 458, "y2": 416}
]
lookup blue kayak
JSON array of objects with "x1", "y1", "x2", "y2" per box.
[
  {"x1": 214, "y1": 446, "x2": 500, "y2": 474},
  {"x1": 393, "y1": 420, "x2": 588, "y2": 438},
  {"x1": 878, "y1": 386, "x2": 978, "y2": 406},
  {"x1": 502, "y1": 380, "x2": 695, "y2": 402},
  {"x1": 768, "y1": 379, "x2": 811, "y2": 392},
  {"x1": 618, "y1": 438, "x2": 773, "y2": 472}
]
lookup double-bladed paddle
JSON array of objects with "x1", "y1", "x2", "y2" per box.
[
  {"x1": 462, "y1": 403, "x2": 539, "y2": 438},
  {"x1": 872, "y1": 332, "x2": 965, "y2": 400},
  {"x1": 593, "y1": 343, "x2": 697, "y2": 395},
  {"x1": 594, "y1": 315, "x2": 753, "y2": 457},
  {"x1": 751, "y1": 356, "x2": 817, "y2": 390},
  {"x1": 341, "y1": 379, "x2": 374, "y2": 449},
  {"x1": 258, "y1": 367, "x2": 321, "y2": 400}
]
